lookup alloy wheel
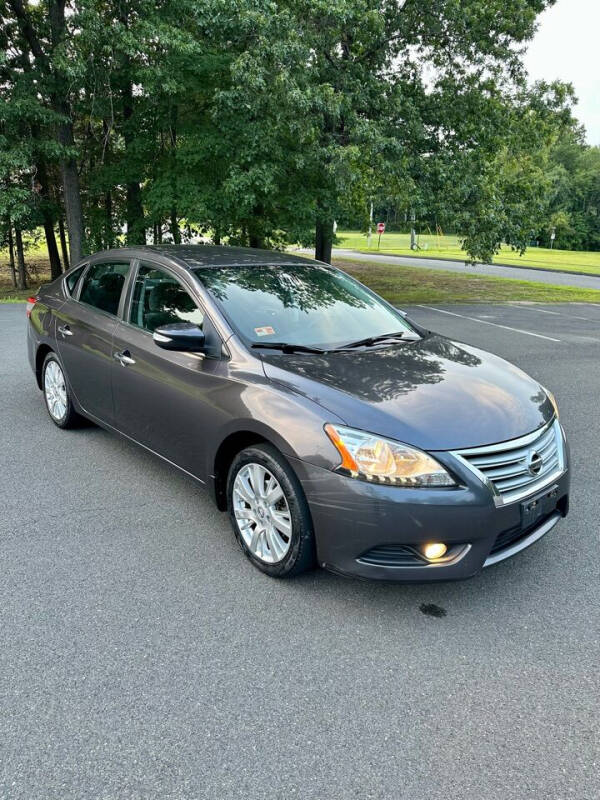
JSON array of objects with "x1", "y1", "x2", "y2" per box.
[
  {"x1": 44, "y1": 360, "x2": 68, "y2": 422},
  {"x1": 232, "y1": 463, "x2": 292, "y2": 564}
]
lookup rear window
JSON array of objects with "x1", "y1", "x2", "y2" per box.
[
  {"x1": 78, "y1": 261, "x2": 130, "y2": 316},
  {"x1": 65, "y1": 265, "x2": 86, "y2": 295}
]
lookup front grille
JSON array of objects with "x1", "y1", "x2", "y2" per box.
[
  {"x1": 453, "y1": 419, "x2": 565, "y2": 505},
  {"x1": 357, "y1": 545, "x2": 426, "y2": 567}
]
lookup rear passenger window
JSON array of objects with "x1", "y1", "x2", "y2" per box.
[
  {"x1": 78, "y1": 262, "x2": 130, "y2": 316},
  {"x1": 65, "y1": 264, "x2": 86, "y2": 295},
  {"x1": 129, "y1": 265, "x2": 204, "y2": 332}
]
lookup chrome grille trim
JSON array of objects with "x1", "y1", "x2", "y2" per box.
[{"x1": 451, "y1": 419, "x2": 566, "y2": 506}]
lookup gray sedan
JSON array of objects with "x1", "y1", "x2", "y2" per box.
[{"x1": 27, "y1": 245, "x2": 570, "y2": 581}]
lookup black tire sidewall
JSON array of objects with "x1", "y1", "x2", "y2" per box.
[{"x1": 226, "y1": 444, "x2": 315, "y2": 578}]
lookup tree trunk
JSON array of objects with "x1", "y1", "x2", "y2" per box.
[
  {"x1": 125, "y1": 181, "x2": 145, "y2": 244},
  {"x1": 43, "y1": 218, "x2": 62, "y2": 279},
  {"x1": 58, "y1": 216, "x2": 69, "y2": 269},
  {"x1": 52, "y1": 4, "x2": 85, "y2": 262},
  {"x1": 122, "y1": 82, "x2": 145, "y2": 244},
  {"x1": 35, "y1": 160, "x2": 62, "y2": 278},
  {"x1": 315, "y1": 217, "x2": 334, "y2": 263},
  {"x1": 7, "y1": 222, "x2": 17, "y2": 287},
  {"x1": 168, "y1": 107, "x2": 180, "y2": 245},
  {"x1": 15, "y1": 227, "x2": 27, "y2": 290},
  {"x1": 170, "y1": 209, "x2": 181, "y2": 244},
  {"x1": 57, "y1": 117, "x2": 85, "y2": 264},
  {"x1": 248, "y1": 204, "x2": 264, "y2": 249},
  {"x1": 104, "y1": 190, "x2": 113, "y2": 249}
]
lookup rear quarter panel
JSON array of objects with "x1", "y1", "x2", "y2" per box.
[{"x1": 27, "y1": 280, "x2": 65, "y2": 383}]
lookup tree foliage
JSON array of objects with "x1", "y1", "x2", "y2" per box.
[
  {"x1": 541, "y1": 129, "x2": 600, "y2": 250},
  {"x1": 1, "y1": 0, "x2": 596, "y2": 284}
]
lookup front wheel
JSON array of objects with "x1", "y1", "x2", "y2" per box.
[{"x1": 227, "y1": 444, "x2": 316, "y2": 578}]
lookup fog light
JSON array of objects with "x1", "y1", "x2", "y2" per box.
[{"x1": 423, "y1": 542, "x2": 448, "y2": 560}]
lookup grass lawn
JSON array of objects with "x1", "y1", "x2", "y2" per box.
[
  {"x1": 335, "y1": 230, "x2": 600, "y2": 275},
  {"x1": 0, "y1": 259, "x2": 52, "y2": 302},
  {"x1": 0, "y1": 283, "x2": 39, "y2": 302},
  {"x1": 0, "y1": 236, "x2": 60, "y2": 302},
  {"x1": 334, "y1": 258, "x2": 600, "y2": 304}
]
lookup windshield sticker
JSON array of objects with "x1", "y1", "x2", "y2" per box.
[{"x1": 254, "y1": 326, "x2": 276, "y2": 337}]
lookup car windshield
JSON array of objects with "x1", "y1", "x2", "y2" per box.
[{"x1": 193, "y1": 263, "x2": 416, "y2": 349}]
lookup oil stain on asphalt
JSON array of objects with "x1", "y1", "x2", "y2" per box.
[{"x1": 420, "y1": 603, "x2": 447, "y2": 618}]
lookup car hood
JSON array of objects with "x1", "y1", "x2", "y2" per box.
[{"x1": 260, "y1": 334, "x2": 554, "y2": 451}]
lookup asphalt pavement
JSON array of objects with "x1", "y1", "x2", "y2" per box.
[
  {"x1": 329, "y1": 248, "x2": 600, "y2": 289},
  {"x1": 1, "y1": 302, "x2": 599, "y2": 799}
]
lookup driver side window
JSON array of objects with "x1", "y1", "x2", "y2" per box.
[{"x1": 129, "y1": 265, "x2": 204, "y2": 333}]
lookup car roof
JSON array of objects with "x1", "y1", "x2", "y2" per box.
[{"x1": 87, "y1": 245, "x2": 317, "y2": 271}]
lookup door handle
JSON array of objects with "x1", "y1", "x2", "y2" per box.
[
  {"x1": 114, "y1": 349, "x2": 136, "y2": 366},
  {"x1": 58, "y1": 324, "x2": 73, "y2": 337}
]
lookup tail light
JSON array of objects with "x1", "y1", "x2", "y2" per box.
[{"x1": 26, "y1": 296, "x2": 37, "y2": 318}]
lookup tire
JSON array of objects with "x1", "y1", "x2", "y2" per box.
[
  {"x1": 227, "y1": 443, "x2": 316, "y2": 578},
  {"x1": 42, "y1": 352, "x2": 83, "y2": 429}
]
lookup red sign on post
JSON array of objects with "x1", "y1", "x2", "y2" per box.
[{"x1": 376, "y1": 222, "x2": 385, "y2": 234}]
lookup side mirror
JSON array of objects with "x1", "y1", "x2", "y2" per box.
[{"x1": 153, "y1": 322, "x2": 205, "y2": 352}]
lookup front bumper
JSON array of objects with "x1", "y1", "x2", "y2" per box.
[{"x1": 289, "y1": 445, "x2": 570, "y2": 582}]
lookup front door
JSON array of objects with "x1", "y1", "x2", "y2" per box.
[
  {"x1": 55, "y1": 259, "x2": 131, "y2": 422},
  {"x1": 110, "y1": 261, "x2": 230, "y2": 481}
]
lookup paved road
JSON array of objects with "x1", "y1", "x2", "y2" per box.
[
  {"x1": 1, "y1": 303, "x2": 599, "y2": 799},
  {"x1": 327, "y1": 248, "x2": 600, "y2": 289}
]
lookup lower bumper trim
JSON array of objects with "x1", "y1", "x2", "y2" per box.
[
  {"x1": 483, "y1": 512, "x2": 561, "y2": 567},
  {"x1": 356, "y1": 543, "x2": 472, "y2": 569}
]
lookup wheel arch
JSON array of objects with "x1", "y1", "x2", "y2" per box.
[
  {"x1": 212, "y1": 421, "x2": 304, "y2": 511},
  {"x1": 35, "y1": 343, "x2": 54, "y2": 389}
]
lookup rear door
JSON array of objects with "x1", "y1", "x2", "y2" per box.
[
  {"x1": 111, "y1": 260, "x2": 230, "y2": 479},
  {"x1": 55, "y1": 259, "x2": 132, "y2": 422}
]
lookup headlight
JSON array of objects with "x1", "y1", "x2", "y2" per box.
[
  {"x1": 324, "y1": 424, "x2": 456, "y2": 487},
  {"x1": 543, "y1": 386, "x2": 560, "y2": 420}
]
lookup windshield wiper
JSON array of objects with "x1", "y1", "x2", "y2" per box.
[
  {"x1": 251, "y1": 341, "x2": 328, "y2": 354},
  {"x1": 336, "y1": 332, "x2": 406, "y2": 350}
]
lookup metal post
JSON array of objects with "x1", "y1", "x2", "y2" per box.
[
  {"x1": 410, "y1": 210, "x2": 416, "y2": 250},
  {"x1": 367, "y1": 200, "x2": 373, "y2": 248}
]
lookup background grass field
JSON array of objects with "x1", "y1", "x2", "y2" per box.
[
  {"x1": 334, "y1": 258, "x2": 600, "y2": 305},
  {"x1": 335, "y1": 230, "x2": 600, "y2": 275}
]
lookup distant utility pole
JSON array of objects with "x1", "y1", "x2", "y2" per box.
[
  {"x1": 367, "y1": 200, "x2": 373, "y2": 248},
  {"x1": 410, "y1": 210, "x2": 417, "y2": 250}
]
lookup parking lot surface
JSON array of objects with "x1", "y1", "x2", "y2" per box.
[{"x1": 1, "y1": 302, "x2": 599, "y2": 800}]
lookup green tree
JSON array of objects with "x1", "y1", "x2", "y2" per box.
[
  {"x1": 542, "y1": 128, "x2": 600, "y2": 250},
  {"x1": 216, "y1": 0, "x2": 565, "y2": 262},
  {"x1": 2, "y1": 0, "x2": 587, "y2": 274},
  {"x1": 6, "y1": 0, "x2": 87, "y2": 263}
]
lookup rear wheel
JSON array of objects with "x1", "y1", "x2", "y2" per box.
[
  {"x1": 227, "y1": 444, "x2": 316, "y2": 578},
  {"x1": 42, "y1": 352, "x2": 82, "y2": 429}
]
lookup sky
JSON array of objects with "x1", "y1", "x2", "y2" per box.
[{"x1": 525, "y1": 0, "x2": 600, "y2": 145}]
